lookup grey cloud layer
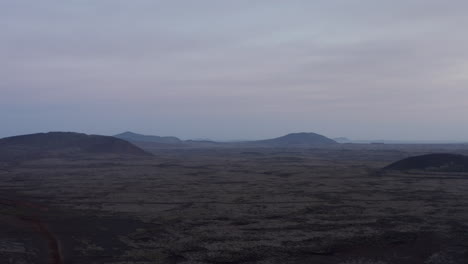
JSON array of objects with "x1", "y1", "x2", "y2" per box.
[{"x1": 1, "y1": 1, "x2": 468, "y2": 140}]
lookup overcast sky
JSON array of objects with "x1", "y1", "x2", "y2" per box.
[{"x1": 1, "y1": 1, "x2": 468, "y2": 140}]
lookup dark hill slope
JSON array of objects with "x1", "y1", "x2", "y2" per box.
[
  {"x1": 114, "y1": 132, "x2": 182, "y2": 144},
  {"x1": 255, "y1": 132, "x2": 337, "y2": 146},
  {"x1": 0, "y1": 132, "x2": 151, "y2": 160},
  {"x1": 384, "y1": 153, "x2": 468, "y2": 172}
]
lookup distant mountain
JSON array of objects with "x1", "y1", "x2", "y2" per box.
[
  {"x1": 384, "y1": 153, "x2": 468, "y2": 172},
  {"x1": 114, "y1": 132, "x2": 182, "y2": 144},
  {"x1": 112, "y1": 131, "x2": 336, "y2": 149},
  {"x1": 255, "y1": 132, "x2": 337, "y2": 146},
  {"x1": 0, "y1": 132, "x2": 151, "y2": 160}
]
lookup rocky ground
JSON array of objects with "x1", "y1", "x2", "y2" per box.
[{"x1": 1, "y1": 145, "x2": 468, "y2": 263}]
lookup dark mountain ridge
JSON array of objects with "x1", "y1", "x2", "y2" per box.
[
  {"x1": 254, "y1": 132, "x2": 337, "y2": 146},
  {"x1": 0, "y1": 132, "x2": 151, "y2": 160},
  {"x1": 384, "y1": 153, "x2": 468, "y2": 172},
  {"x1": 114, "y1": 131, "x2": 182, "y2": 144},
  {"x1": 112, "y1": 131, "x2": 337, "y2": 150}
]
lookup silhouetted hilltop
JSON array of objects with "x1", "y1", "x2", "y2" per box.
[
  {"x1": 0, "y1": 132, "x2": 151, "y2": 160},
  {"x1": 255, "y1": 132, "x2": 337, "y2": 146},
  {"x1": 384, "y1": 153, "x2": 468, "y2": 172},
  {"x1": 114, "y1": 132, "x2": 182, "y2": 144},
  {"x1": 111, "y1": 131, "x2": 337, "y2": 150}
]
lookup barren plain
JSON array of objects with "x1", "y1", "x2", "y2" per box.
[{"x1": 1, "y1": 144, "x2": 468, "y2": 264}]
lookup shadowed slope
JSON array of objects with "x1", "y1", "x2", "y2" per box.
[
  {"x1": 0, "y1": 132, "x2": 152, "y2": 160},
  {"x1": 384, "y1": 153, "x2": 468, "y2": 172}
]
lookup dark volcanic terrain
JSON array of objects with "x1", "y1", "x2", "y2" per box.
[{"x1": 1, "y1": 140, "x2": 468, "y2": 263}]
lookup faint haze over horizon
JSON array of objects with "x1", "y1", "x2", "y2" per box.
[{"x1": 2, "y1": 1, "x2": 468, "y2": 141}]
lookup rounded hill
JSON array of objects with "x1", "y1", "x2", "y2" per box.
[
  {"x1": 384, "y1": 153, "x2": 468, "y2": 172},
  {"x1": 257, "y1": 132, "x2": 337, "y2": 146},
  {"x1": 0, "y1": 132, "x2": 152, "y2": 160}
]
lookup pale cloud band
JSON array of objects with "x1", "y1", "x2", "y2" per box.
[{"x1": 1, "y1": 1, "x2": 467, "y2": 140}]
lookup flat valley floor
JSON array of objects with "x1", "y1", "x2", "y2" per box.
[{"x1": 1, "y1": 144, "x2": 468, "y2": 264}]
